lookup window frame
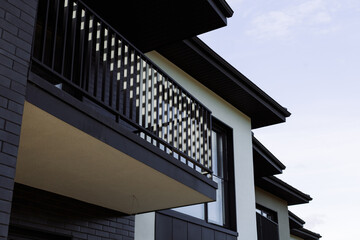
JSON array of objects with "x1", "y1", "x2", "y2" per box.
[
  {"x1": 172, "y1": 117, "x2": 236, "y2": 230},
  {"x1": 205, "y1": 118, "x2": 236, "y2": 230}
]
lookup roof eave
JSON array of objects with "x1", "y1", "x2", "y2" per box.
[
  {"x1": 157, "y1": 37, "x2": 291, "y2": 129},
  {"x1": 255, "y1": 176, "x2": 312, "y2": 205}
]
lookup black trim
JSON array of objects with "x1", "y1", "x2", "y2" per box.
[
  {"x1": 211, "y1": 117, "x2": 237, "y2": 231},
  {"x1": 253, "y1": 135, "x2": 286, "y2": 178},
  {"x1": 288, "y1": 211, "x2": 305, "y2": 229},
  {"x1": 291, "y1": 228, "x2": 322, "y2": 240},
  {"x1": 289, "y1": 211, "x2": 321, "y2": 240},
  {"x1": 157, "y1": 37, "x2": 291, "y2": 129},
  {"x1": 255, "y1": 176, "x2": 312, "y2": 205},
  {"x1": 25, "y1": 73, "x2": 218, "y2": 202}
]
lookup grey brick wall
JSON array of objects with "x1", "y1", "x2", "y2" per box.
[
  {"x1": 10, "y1": 184, "x2": 135, "y2": 240},
  {"x1": 0, "y1": 0, "x2": 38, "y2": 238}
]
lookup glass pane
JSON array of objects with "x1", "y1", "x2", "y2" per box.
[
  {"x1": 212, "y1": 131, "x2": 218, "y2": 174},
  {"x1": 216, "y1": 133, "x2": 224, "y2": 178},
  {"x1": 208, "y1": 176, "x2": 225, "y2": 225},
  {"x1": 173, "y1": 204, "x2": 205, "y2": 220}
]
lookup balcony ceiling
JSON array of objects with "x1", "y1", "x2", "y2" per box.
[
  {"x1": 16, "y1": 101, "x2": 215, "y2": 214},
  {"x1": 82, "y1": 0, "x2": 233, "y2": 52}
]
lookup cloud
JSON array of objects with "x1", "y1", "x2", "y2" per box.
[
  {"x1": 306, "y1": 213, "x2": 326, "y2": 229},
  {"x1": 245, "y1": 0, "x2": 334, "y2": 40}
]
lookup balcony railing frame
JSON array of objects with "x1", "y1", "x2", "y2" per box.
[{"x1": 30, "y1": 0, "x2": 213, "y2": 175}]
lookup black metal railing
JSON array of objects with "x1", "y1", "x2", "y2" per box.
[{"x1": 31, "y1": 0, "x2": 212, "y2": 175}]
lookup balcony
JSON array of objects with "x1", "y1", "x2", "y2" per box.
[{"x1": 16, "y1": 0, "x2": 216, "y2": 214}]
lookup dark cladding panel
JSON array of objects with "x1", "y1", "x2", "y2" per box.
[
  {"x1": 188, "y1": 223, "x2": 201, "y2": 240},
  {"x1": 202, "y1": 228, "x2": 215, "y2": 240},
  {"x1": 155, "y1": 211, "x2": 237, "y2": 240},
  {"x1": 156, "y1": 214, "x2": 173, "y2": 240},
  {"x1": 215, "y1": 231, "x2": 227, "y2": 240},
  {"x1": 173, "y1": 218, "x2": 187, "y2": 240}
]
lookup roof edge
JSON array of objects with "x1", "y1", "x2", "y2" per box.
[
  {"x1": 252, "y1": 135, "x2": 286, "y2": 171},
  {"x1": 256, "y1": 176, "x2": 312, "y2": 205},
  {"x1": 189, "y1": 37, "x2": 291, "y2": 119},
  {"x1": 289, "y1": 210, "x2": 306, "y2": 227},
  {"x1": 267, "y1": 176, "x2": 312, "y2": 203},
  {"x1": 291, "y1": 228, "x2": 322, "y2": 240},
  {"x1": 212, "y1": 0, "x2": 234, "y2": 17}
]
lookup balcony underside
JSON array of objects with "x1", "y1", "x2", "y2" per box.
[
  {"x1": 15, "y1": 82, "x2": 217, "y2": 215},
  {"x1": 82, "y1": 0, "x2": 233, "y2": 52}
]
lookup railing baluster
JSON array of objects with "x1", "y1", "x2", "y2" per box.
[
  {"x1": 178, "y1": 89, "x2": 183, "y2": 153},
  {"x1": 149, "y1": 68, "x2": 155, "y2": 132},
  {"x1": 116, "y1": 39, "x2": 124, "y2": 113},
  {"x1": 80, "y1": 10, "x2": 89, "y2": 89},
  {"x1": 130, "y1": 51, "x2": 137, "y2": 122},
  {"x1": 143, "y1": 63, "x2": 149, "y2": 129},
  {"x1": 109, "y1": 34, "x2": 117, "y2": 108},
  {"x1": 122, "y1": 45, "x2": 130, "y2": 117},
  {"x1": 70, "y1": 2, "x2": 79, "y2": 84},
  {"x1": 77, "y1": 8, "x2": 87, "y2": 89},
  {"x1": 158, "y1": 73, "x2": 164, "y2": 141},
  {"x1": 153, "y1": 71, "x2": 159, "y2": 137},
  {"x1": 200, "y1": 107, "x2": 205, "y2": 167},
  {"x1": 173, "y1": 86, "x2": 179, "y2": 152},
  {"x1": 41, "y1": 0, "x2": 50, "y2": 63},
  {"x1": 94, "y1": 21, "x2": 102, "y2": 98},
  {"x1": 101, "y1": 28, "x2": 110, "y2": 103},
  {"x1": 51, "y1": 0, "x2": 60, "y2": 69},
  {"x1": 137, "y1": 58, "x2": 144, "y2": 127}
]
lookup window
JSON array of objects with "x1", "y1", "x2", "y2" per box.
[
  {"x1": 256, "y1": 204, "x2": 278, "y2": 223},
  {"x1": 256, "y1": 205, "x2": 279, "y2": 240},
  {"x1": 174, "y1": 118, "x2": 236, "y2": 230}
]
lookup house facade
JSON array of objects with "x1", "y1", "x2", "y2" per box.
[{"x1": 0, "y1": 0, "x2": 320, "y2": 239}]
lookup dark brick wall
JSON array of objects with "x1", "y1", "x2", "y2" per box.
[
  {"x1": 10, "y1": 183, "x2": 135, "y2": 240},
  {"x1": 0, "y1": 0, "x2": 38, "y2": 238}
]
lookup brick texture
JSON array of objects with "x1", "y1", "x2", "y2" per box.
[
  {"x1": 0, "y1": 0, "x2": 38, "y2": 238},
  {"x1": 10, "y1": 184, "x2": 135, "y2": 240}
]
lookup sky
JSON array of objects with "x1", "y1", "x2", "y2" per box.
[{"x1": 199, "y1": 0, "x2": 360, "y2": 239}]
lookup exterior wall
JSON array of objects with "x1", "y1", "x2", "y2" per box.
[
  {"x1": 145, "y1": 51, "x2": 257, "y2": 240},
  {"x1": 0, "y1": 0, "x2": 38, "y2": 238},
  {"x1": 290, "y1": 234, "x2": 303, "y2": 240},
  {"x1": 135, "y1": 213, "x2": 155, "y2": 240},
  {"x1": 10, "y1": 183, "x2": 135, "y2": 240},
  {"x1": 255, "y1": 187, "x2": 290, "y2": 240}
]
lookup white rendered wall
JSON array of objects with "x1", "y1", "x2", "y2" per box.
[
  {"x1": 255, "y1": 187, "x2": 290, "y2": 240},
  {"x1": 135, "y1": 212, "x2": 155, "y2": 240},
  {"x1": 141, "y1": 51, "x2": 258, "y2": 240},
  {"x1": 290, "y1": 234, "x2": 303, "y2": 240}
]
